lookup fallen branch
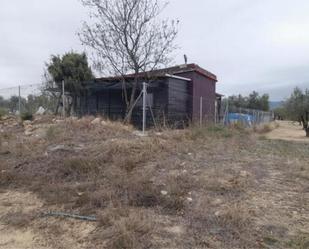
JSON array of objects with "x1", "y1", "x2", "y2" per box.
[{"x1": 42, "y1": 211, "x2": 97, "y2": 222}]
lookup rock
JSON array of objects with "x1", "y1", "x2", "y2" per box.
[
  {"x1": 91, "y1": 118, "x2": 101, "y2": 125},
  {"x1": 23, "y1": 120, "x2": 32, "y2": 126},
  {"x1": 24, "y1": 124, "x2": 34, "y2": 132},
  {"x1": 35, "y1": 106, "x2": 46, "y2": 115},
  {"x1": 133, "y1": 131, "x2": 148, "y2": 137},
  {"x1": 240, "y1": 170, "x2": 250, "y2": 177},
  {"x1": 24, "y1": 130, "x2": 33, "y2": 136},
  {"x1": 47, "y1": 145, "x2": 66, "y2": 152},
  {"x1": 187, "y1": 197, "x2": 193, "y2": 202},
  {"x1": 2, "y1": 141, "x2": 9, "y2": 148},
  {"x1": 212, "y1": 198, "x2": 223, "y2": 205},
  {"x1": 161, "y1": 190, "x2": 168, "y2": 196}
]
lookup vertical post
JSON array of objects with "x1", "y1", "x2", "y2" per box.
[
  {"x1": 18, "y1": 85, "x2": 21, "y2": 115},
  {"x1": 142, "y1": 82, "x2": 147, "y2": 134},
  {"x1": 200, "y1": 96, "x2": 203, "y2": 126},
  {"x1": 62, "y1": 80, "x2": 65, "y2": 118},
  {"x1": 223, "y1": 98, "x2": 229, "y2": 125},
  {"x1": 215, "y1": 99, "x2": 217, "y2": 125}
]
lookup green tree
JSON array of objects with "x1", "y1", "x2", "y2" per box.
[
  {"x1": 227, "y1": 91, "x2": 270, "y2": 111},
  {"x1": 283, "y1": 87, "x2": 309, "y2": 137},
  {"x1": 46, "y1": 52, "x2": 93, "y2": 114}
]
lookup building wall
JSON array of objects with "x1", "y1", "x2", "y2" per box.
[
  {"x1": 75, "y1": 72, "x2": 216, "y2": 127},
  {"x1": 167, "y1": 78, "x2": 191, "y2": 126},
  {"x1": 174, "y1": 71, "x2": 217, "y2": 122}
]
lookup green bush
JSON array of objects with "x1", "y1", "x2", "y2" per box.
[
  {"x1": 0, "y1": 108, "x2": 8, "y2": 118},
  {"x1": 20, "y1": 112, "x2": 33, "y2": 121}
]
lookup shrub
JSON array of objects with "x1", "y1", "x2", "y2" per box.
[
  {"x1": 105, "y1": 211, "x2": 154, "y2": 249},
  {"x1": 253, "y1": 123, "x2": 273, "y2": 134},
  {"x1": 0, "y1": 108, "x2": 8, "y2": 118},
  {"x1": 189, "y1": 125, "x2": 234, "y2": 140},
  {"x1": 20, "y1": 112, "x2": 33, "y2": 121},
  {"x1": 45, "y1": 126, "x2": 61, "y2": 141},
  {"x1": 60, "y1": 158, "x2": 100, "y2": 180}
]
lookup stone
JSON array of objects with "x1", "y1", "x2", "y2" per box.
[
  {"x1": 240, "y1": 170, "x2": 250, "y2": 177},
  {"x1": 91, "y1": 118, "x2": 101, "y2": 125},
  {"x1": 24, "y1": 124, "x2": 34, "y2": 132},
  {"x1": 161, "y1": 190, "x2": 168, "y2": 196},
  {"x1": 23, "y1": 120, "x2": 32, "y2": 126},
  {"x1": 187, "y1": 197, "x2": 193, "y2": 202},
  {"x1": 133, "y1": 131, "x2": 148, "y2": 137},
  {"x1": 212, "y1": 198, "x2": 223, "y2": 205},
  {"x1": 47, "y1": 145, "x2": 66, "y2": 152},
  {"x1": 35, "y1": 106, "x2": 46, "y2": 115},
  {"x1": 24, "y1": 130, "x2": 33, "y2": 136}
]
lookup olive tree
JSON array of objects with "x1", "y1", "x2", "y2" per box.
[
  {"x1": 79, "y1": 0, "x2": 178, "y2": 122},
  {"x1": 46, "y1": 52, "x2": 93, "y2": 115}
]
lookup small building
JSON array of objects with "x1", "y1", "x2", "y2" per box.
[{"x1": 75, "y1": 64, "x2": 219, "y2": 127}]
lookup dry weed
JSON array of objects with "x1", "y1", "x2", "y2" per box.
[
  {"x1": 1, "y1": 211, "x2": 35, "y2": 228},
  {"x1": 96, "y1": 208, "x2": 155, "y2": 249}
]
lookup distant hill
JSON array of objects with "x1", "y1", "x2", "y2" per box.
[{"x1": 269, "y1": 101, "x2": 283, "y2": 110}]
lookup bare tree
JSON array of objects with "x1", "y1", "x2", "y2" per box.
[{"x1": 79, "y1": 0, "x2": 178, "y2": 122}]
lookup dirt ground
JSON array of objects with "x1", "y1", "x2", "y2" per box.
[
  {"x1": 0, "y1": 116, "x2": 309, "y2": 249},
  {"x1": 266, "y1": 121, "x2": 309, "y2": 142}
]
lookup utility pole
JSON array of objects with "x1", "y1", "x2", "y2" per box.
[
  {"x1": 62, "y1": 80, "x2": 65, "y2": 118},
  {"x1": 142, "y1": 82, "x2": 147, "y2": 134},
  {"x1": 18, "y1": 85, "x2": 21, "y2": 115}
]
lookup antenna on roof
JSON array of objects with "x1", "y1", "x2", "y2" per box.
[{"x1": 184, "y1": 54, "x2": 188, "y2": 65}]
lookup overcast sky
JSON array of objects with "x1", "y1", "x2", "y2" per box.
[{"x1": 1, "y1": 0, "x2": 309, "y2": 100}]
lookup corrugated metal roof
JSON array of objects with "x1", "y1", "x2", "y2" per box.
[{"x1": 95, "y1": 64, "x2": 217, "y2": 82}]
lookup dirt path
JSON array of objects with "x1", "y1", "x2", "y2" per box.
[
  {"x1": 0, "y1": 190, "x2": 95, "y2": 249},
  {"x1": 266, "y1": 121, "x2": 309, "y2": 142}
]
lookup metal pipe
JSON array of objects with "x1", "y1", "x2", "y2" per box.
[{"x1": 142, "y1": 82, "x2": 147, "y2": 134}]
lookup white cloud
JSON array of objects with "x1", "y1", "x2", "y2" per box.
[{"x1": 0, "y1": 0, "x2": 309, "y2": 100}]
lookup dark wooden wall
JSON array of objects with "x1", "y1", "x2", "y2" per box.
[
  {"x1": 174, "y1": 71, "x2": 217, "y2": 122},
  {"x1": 75, "y1": 72, "x2": 217, "y2": 128}
]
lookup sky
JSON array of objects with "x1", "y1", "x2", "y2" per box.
[{"x1": 1, "y1": 0, "x2": 309, "y2": 100}]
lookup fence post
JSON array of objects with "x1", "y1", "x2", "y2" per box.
[
  {"x1": 223, "y1": 98, "x2": 229, "y2": 125},
  {"x1": 200, "y1": 96, "x2": 203, "y2": 126},
  {"x1": 215, "y1": 99, "x2": 217, "y2": 125},
  {"x1": 62, "y1": 80, "x2": 65, "y2": 118},
  {"x1": 142, "y1": 82, "x2": 147, "y2": 134},
  {"x1": 18, "y1": 85, "x2": 21, "y2": 115}
]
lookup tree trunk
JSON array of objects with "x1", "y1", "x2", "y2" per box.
[
  {"x1": 300, "y1": 115, "x2": 309, "y2": 137},
  {"x1": 124, "y1": 74, "x2": 139, "y2": 124},
  {"x1": 54, "y1": 93, "x2": 62, "y2": 115}
]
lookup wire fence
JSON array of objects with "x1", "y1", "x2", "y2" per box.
[
  {"x1": 0, "y1": 82, "x2": 274, "y2": 130},
  {"x1": 220, "y1": 100, "x2": 274, "y2": 127},
  {"x1": 0, "y1": 83, "x2": 59, "y2": 115}
]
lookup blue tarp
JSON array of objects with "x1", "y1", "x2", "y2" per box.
[{"x1": 226, "y1": 113, "x2": 253, "y2": 127}]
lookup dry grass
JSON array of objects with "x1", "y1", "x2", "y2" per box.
[
  {"x1": 1, "y1": 211, "x2": 35, "y2": 228},
  {"x1": 95, "y1": 208, "x2": 155, "y2": 249},
  {"x1": 253, "y1": 122, "x2": 278, "y2": 134},
  {"x1": 0, "y1": 116, "x2": 308, "y2": 249}
]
